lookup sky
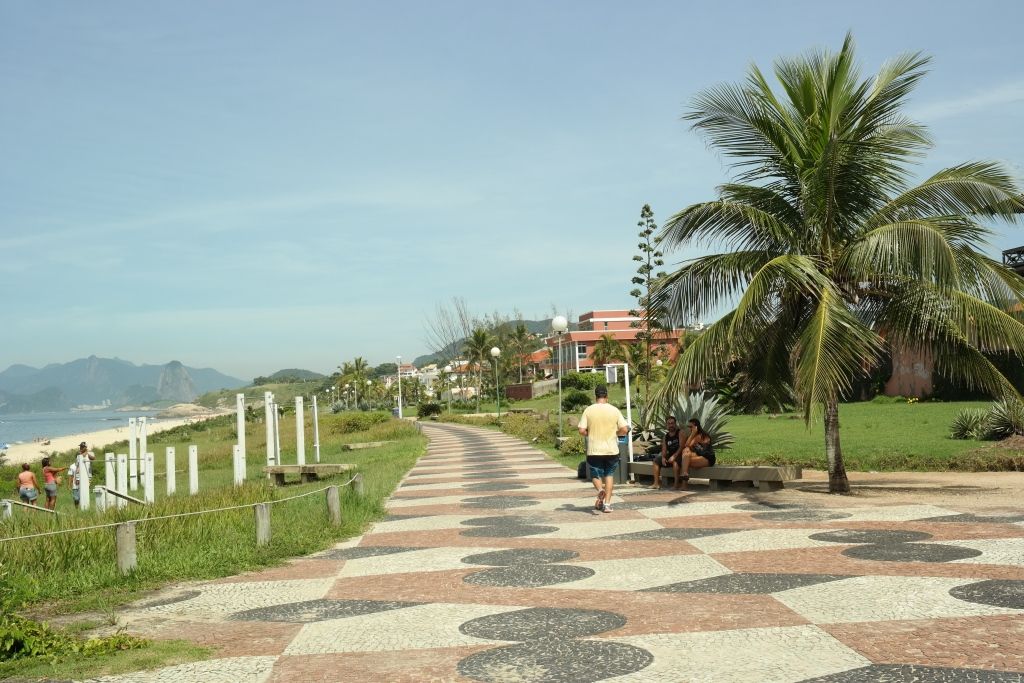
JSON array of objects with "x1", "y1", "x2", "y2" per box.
[{"x1": 2, "y1": 1, "x2": 1023, "y2": 381}]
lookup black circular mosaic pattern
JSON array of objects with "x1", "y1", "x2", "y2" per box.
[
  {"x1": 809, "y1": 529, "x2": 934, "y2": 544},
  {"x1": 461, "y1": 515, "x2": 547, "y2": 527},
  {"x1": 458, "y1": 640, "x2": 653, "y2": 683},
  {"x1": 842, "y1": 542, "x2": 983, "y2": 563},
  {"x1": 463, "y1": 472, "x2": 517, "y2": 479},
  {"x1": 949, "y1": 579, "x2": 1024, "y2": 610},
  {"x1": 460, "y1": 524, "x2": 558, "y2": 538},
  {"x1": 462, "y1": 496, "x2": 540, "y2": 509},
  {"x1": 136, "y1": 590, "x2": 201, "y2": 609},
  {"x1": 752, "y1": 508, "x2": 852, "y2": 521},
  {"x1": 460, "y1": 607, "x2": 624, "y2": 640},
  {"x1": 734, "y1": 502, "x2": 803, "y2": 511},
  {"x1": 229, "y1": 598, "x2": 420, "y2": 623},
  {"x1": 463, "y1": 564, "x2": 595, "y2": 587},
  {"x1": 462, "y1": 548, "x2": 579, "y2": 566},
  {"x1": 796, "y1": 663, "x2": 1024, "y2": 682},
  {"x1": 464, "y1": 482, "x2": 529, "y2": 492}
]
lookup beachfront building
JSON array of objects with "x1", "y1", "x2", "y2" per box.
[{"x1": 540, "y1": 309, "x2": 691, "y2": 375}]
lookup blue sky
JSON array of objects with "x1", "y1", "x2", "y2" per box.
[{"x1": 2, "y1": 1, "x2": 1023, "y2": 380}]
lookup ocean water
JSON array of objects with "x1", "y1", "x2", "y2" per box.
[{"x1": 0, "y1": 410, "x2": 159, "y2": 447}]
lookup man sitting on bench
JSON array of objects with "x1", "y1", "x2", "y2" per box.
[{"x1": 652, "y1": 415, "x2": 683, "y2": 490}]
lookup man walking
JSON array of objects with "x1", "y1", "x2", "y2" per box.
[{"x1": 578, "y1": 385, "x2": 629, "y2": 513}]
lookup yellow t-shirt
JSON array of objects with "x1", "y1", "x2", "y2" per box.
[{"x1": 579, "y1": 402, "x2": 628, "y2": 456}]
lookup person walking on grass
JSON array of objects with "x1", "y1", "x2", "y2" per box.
[
  {"x1": 578, "y1": 385, "x2": 629, "y2": 513},
  {"x1": 41, "y1": 457, "x2": 66, "y2": 511},
  {"x1": 652, "y1": 415, "x2": 683, "y2": 490},
  {"x1": 16, "y1": 463, "x2": 40, "y2": 506}
]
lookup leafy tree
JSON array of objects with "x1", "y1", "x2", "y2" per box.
[
  {"x1": 591, "y1": 333, "x2": 626, "y2": 368},
  {"x1": 655, "y1": 35, "x2": 1024, "y2": 493},
  {"x1": 506, "y1": 323, "x2": 535, "y2": 383},
  {"x1": 463, "y1": 328, "x2": 496, "y2": 412}
]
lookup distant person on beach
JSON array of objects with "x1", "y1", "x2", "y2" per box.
[
  {"x1": 41, "y1": 457, "x2": 67, "y2": 510},
  {"x1": 16, "y1": 463, "x2": 40, "y2": 506},
  {"x1": 578, "y1": 385, "x2": 629, "y2": 513}
]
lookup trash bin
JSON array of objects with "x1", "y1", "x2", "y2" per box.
[
  {"x1": 391, "y1": 408, "x2": 400, "y2": 417},
  {"x1": 616, "y1": 436, "x2": 630, "y2": 485}
]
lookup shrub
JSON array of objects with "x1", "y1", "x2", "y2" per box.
[
  {"x1": 982, "y1": 399, "x2": 1024, "y2": 440},
  {"x1": 559, "y1": 433, "x2": 585, "y2": 456},
  {"x1": 331, "y1": 411, "x2": 391, "y2": 434},
  {"x1": 499, "y1": 413, "x2": 556, "y2": 443},
  {"x1": 951, "y1": 409, "x2": 986, "y2": 440},
  {"x1": 417, "y1": 402, "x2": 443, "y2": 419},
  {"x1": 561, "y1": 372, "x2": 605, "y2": 391},
  {"x1": 561, "y1": 390, "x2": 591, "y2": 412},
  {"x1": 671, "y1": 392, "x2": 734, "y2": 450}
]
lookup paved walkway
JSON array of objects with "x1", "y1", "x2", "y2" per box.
[{"x1": 100, "y1": 422, "x2": 1024, "y2": 682}]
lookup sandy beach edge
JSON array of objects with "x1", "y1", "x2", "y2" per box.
[{"x1": 1, "y1": 412, "x2": 232, "y2": 467}]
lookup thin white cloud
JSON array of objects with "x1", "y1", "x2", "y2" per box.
[{"x1": 911, "y1": 80, "x2": 1024, "y2": 121}]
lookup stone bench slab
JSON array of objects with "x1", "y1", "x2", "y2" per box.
[
  {"x1": 262, "y1": 464, "x2": 355, "y2": 486},
  {"x1": 629, "y1": 462, "x2": 801, "y2": 492}
]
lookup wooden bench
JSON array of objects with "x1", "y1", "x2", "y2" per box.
[
  {"x1": 628, "y1": 461, "x2": 801, "y2": 492},
  {"x1": 263, "y1": 464, "x2": 355, "y2": 486}
]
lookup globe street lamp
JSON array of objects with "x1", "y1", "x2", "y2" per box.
[
  {"x1": 396, "y1": 355, "x2": 403, "y2": 419},
  {"x1": 551, "y1": 315, "x2": 569, "y2": 438},
  {"x1": 444, "y1": 364, "x2": 453, "y2": 412},
  {"x1": 490, "y1": 347, "x2": 501, "y2": 418},
  {"x1": 346, "y1": 383, "x2": 352, "y2": 410}
]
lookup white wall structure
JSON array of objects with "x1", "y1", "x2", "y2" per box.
[
  {"x1": 295, "y1": 396, "x2": 305, "y2": 466},
  {"x1": 188, "y1": 445, "x2": 199, "y2": 495},
  {"x1": 236, "y1": 393, "x2": 246, "y2": 461},
  {"x1": 116, "y1": 454, "x2": 128, "y2": 509},
  {"x1": 143, "y1": 453, "x2": 155, "y2": 504},
  {"x1": 264, "y1": 391, "x2": 275, "y2": 466},
  {"x1": 166, "y1": 447, "x2": 176, "y2": 496},
  {"x1": 312, "y1": 395, "x2": 321, "y2": 463}
]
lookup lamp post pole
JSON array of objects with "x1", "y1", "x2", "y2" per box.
[
  {"x1": 490, "y1": 347, "x2": 501, "y2": 418},
  {"x1": 396, "y1": 355, "x2": 403, "y2": 419},
  {"x1": 444, "y1": 365, "x2": 453, "y2": 412},
  {"x1": 551, "y1": 315, "x2": 568, "y2": 439}
]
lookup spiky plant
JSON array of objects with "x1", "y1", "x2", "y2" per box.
[
  {"x1": 982, "y1": 399, "x2": 1024, "y2": 440},
  {"x1": 670, "y1": 392, "x2": 735, "y2": 450},
  {"x1": 950, "y1": 409, "x2": 986, "y2": 440}
]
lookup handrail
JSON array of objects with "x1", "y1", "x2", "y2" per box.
[
  {"x1": 1, "y1": 498, "x2": 60, "y2": 515},
  {"x1": 95, "y1": 486, "x2": 146, "y2": 506}
]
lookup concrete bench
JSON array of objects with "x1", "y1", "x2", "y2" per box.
[
  {"x1": 628, "y1": 461, "x2": 801, "y2": 492},
  {"x1": 263, "y1": 464, "x2": 355, "y2": 486}
]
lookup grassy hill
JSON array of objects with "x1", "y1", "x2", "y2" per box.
[{"x1": 195, "y1": 379, "x2": 327, "y2": 409}]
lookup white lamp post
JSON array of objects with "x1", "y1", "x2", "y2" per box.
[
  {"x1": 366, "y1": 379, "x2": 372, "y2": 409},
  {"x1": 444, "y1": 364, "x2": 453, "y2": 412},
  {"x1": 346, "y1": 383, "x2": 352, "y2": 410},
  {"x1": 552, "y1": 315, "x2": 569, "y2": 438},
  {"x1": 396, "y1": 355, "x2": 403, "y2": 419},
  {"x1": 490, "y1": 347, "x2": 501, "y2": 418}
]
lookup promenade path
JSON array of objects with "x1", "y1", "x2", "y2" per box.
[{"x1": 100, "y1": 422, "x2": 1024, "y2": 682}]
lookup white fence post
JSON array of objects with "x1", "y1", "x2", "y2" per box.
[
  {"x1": 264, "y1": 391, "x2": 275, "y2": 466},
  {"x1": 105, "y1": 453, "x2": 115, "y2": 508},
  {"x1": 128, "y1": 417, "x2": 137, "y2": 473},
  {"x1": 295, "y1": 396, "x2": 305, "y2": 466},
  {"x1": 236, "y1": 393, "x2": 246, "y2": 462},
  {"x1": 143, "y1": 453, "x2": 155, "y2": 504},
  {"x1": 93, "y1": 486, "x2": 106, "y2": 512},
  {"x1": 78, "y1": 454, "x2": 91, "y2": 511},
  {"x1": 273, "y1": 402, "x2": 281, "y2": 465},
  {"x1": 138, "y1": 417, "x2": 148, "y2": 478},
  {"x1": 188, "y1": 445, "x2": 199, "y2": 495},
  {"x1": 116, "y1": 454, "x2": 128, "y2": 509},
  {"x1": 1, "y1": 500, "x2": 11, "y2": 518},
  {"x1": 129, "y1": 453, "x2": 139, "y2": 491},
  {"x1": 233, "y1": 445, "x2": 244, "y2": 487},
  {"x1": 166, "y1": 447, "x2": 176, "y2": 496},
  {"x1": 312, "y1": 395, "x2": 321, "y2": 463}
]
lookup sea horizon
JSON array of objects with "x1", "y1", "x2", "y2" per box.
[{"x1": 0, "y1": 409, "x2": 160, "y2": 447}]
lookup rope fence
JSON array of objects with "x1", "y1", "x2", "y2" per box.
[{"x1": 0, "y1": 472, "x2": 363, "y2": 574}]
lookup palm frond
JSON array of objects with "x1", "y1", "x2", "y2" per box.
[
  {"x1": 659, "y1": 196, "x2": 798, "y2": 252},
  {"x1": 839, "y1": 218, "x2": 962, "y2": 285}
]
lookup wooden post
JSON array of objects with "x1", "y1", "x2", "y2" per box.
[
  {"x1": 188, "y1": 445, "x2": 199, "y2": 495},
  {"x1": 116, "y1": 522, "x2": 137, "y2": 574},
  {"x1": 166, "y1": 447, "x2": 176, "y2": 496},
  {"x1": 116, "y1": 454, "x2": 128, "y2": 509},
  {"x1": 254, "y1": 503, "x2": 271, "y2": 546},
  {"x1": 352, "y1": 473, "x2": 365, "y2": 497},
  {"x1": 326, "y1": 486, "x2": 341, "y2": 526}
]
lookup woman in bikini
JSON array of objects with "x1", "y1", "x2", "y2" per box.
[
  {"x1": 680, "y1": 418, "x2": 715, "y2": 485},
  {"x1": 16, "y1": 463, "x2": 40, "y2": 506}
]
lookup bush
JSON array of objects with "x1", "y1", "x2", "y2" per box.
[
  {"x1": 561, "y1": 390, "x2": 591, "y2": 412},
  {"x1": 559, "y1": 433, "x2": 585, "y2": 456},
  {"x1": 561, "y1": 372, "x2": 605, "y2": 391},
  {"x1": 499, "y1": 413, "x2": 556, "y2": 443},
  {"x1": 331, "y1": 411, "x2": 391, "y2": 434},
  {"x1": 982, "y1": 399, "x2": 1024, "y2": 440},
  {"x1": 417, "y1": 402, "x2": 443, "y2": 419},
  {"x1": 951, "y1": 409, "x2": 986, "y2": 440}
]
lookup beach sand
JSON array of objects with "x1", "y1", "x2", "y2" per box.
[{"x1": 2, "y1": 412, "x2": 230, "y2": 467}]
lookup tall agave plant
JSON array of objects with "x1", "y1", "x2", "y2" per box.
[
  {"x1": 982, "y1": 399, "x2": 1024, "y2": 440},
  {"x1": 670, "y1": 392, "x2": 734, "y2": 450}
]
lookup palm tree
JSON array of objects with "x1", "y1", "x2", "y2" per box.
[
  {"x1": 591, "y1": 333, "x2": 626, "y2": 368},
  {"x1": 463, "y1": 328, "x2": 495, "y2": 412},
  {"x1": 507, "y1": 323, "x2": 534, "y2": 383},
  {"x1": 655, "y1": 35, "x2": 1024, "y2": 493}
]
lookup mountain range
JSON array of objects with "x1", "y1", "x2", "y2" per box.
[{"x1": 0, "y1": 356, "x2": 246, "y2": 413}]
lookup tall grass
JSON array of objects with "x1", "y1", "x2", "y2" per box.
[{"x1": 1, "y1": 416, "x2": 425, "y2": 613}]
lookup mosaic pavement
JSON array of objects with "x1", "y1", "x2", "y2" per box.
[{"x1": 99, "y1": 422, "x2": 1024, "y2": 682}]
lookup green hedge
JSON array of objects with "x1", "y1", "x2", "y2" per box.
[
  {"x1": 331, "y1": 411, "x2": 392, "y2": 434},
  {"x1": 561, "y1": 372, "x2": 605, "y2": 391}
]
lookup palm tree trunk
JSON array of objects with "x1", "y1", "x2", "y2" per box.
[{"x1": 824, "y1": 398, "x2": 850, "y2": 494}]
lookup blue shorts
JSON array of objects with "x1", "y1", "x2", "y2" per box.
[{"x1": 587, "y1": 456, "x2": 619, "y2": 479}]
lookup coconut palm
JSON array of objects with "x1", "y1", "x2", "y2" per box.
[
  {"x1": 463, "y1": 328, "x2": 496, "y2": 413},
  {"x1": 654, "y1": 35, "x2": 1024, "y2": 493},
  {"x1": 591, "y1": 334, "x2": 626, "y2": 368},
  {"x1": 507, "y1": 323, "x2": 534, "y2": 383}
]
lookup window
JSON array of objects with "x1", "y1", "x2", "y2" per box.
[{"x1": 577, "y1": 343, "x2": 588, "y2": 360}]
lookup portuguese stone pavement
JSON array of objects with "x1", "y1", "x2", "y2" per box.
[{"x1": 97, "y1": 422, "x2": 1024, "y2": 682}]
